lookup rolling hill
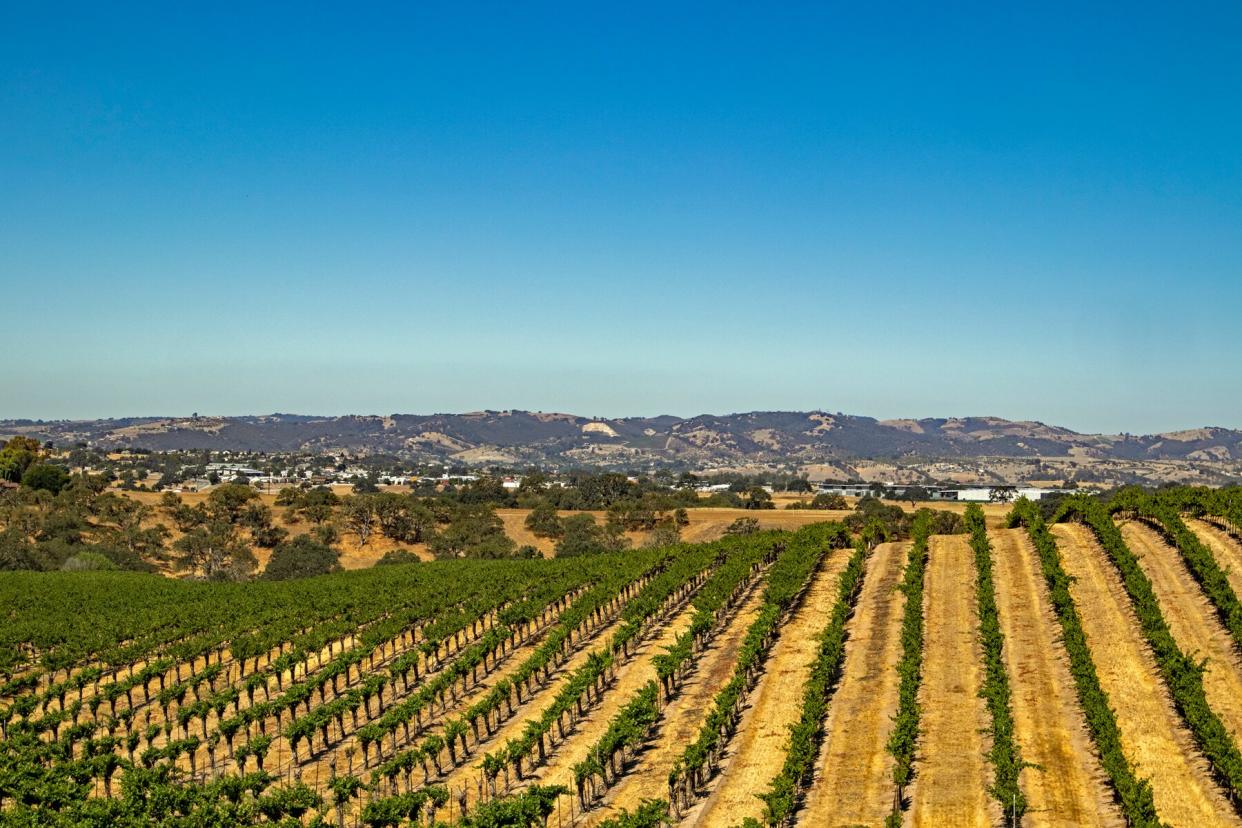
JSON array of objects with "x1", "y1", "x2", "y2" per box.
[{"x1": 3, "y1": 410, "x2": 1240, "y2": 468}]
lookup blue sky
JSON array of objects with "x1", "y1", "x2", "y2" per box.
[{"x1": 2, "y1": 2, "x2": 1240, "y2": 433}]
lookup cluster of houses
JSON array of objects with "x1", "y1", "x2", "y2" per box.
[
  {"x1": 172, "y1": 467, "x2": 524, "y2": 493},
  {"x1": 815, "y1": 482, "x2": 1080, "y2": 502},
  {"x1": 145, "y1": 455, "x2": 1078, "y2": 504},
  {"x1": 170, "y1": 462, "x2": 377, "y2": 492}
]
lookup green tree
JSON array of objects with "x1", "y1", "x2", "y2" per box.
[
  {"x1": 275, "y1": 486, "x2": 305, "y2": 507},
  {"x1": 810, "y1": 493, "x2": 849, "y2": 510},
  {"x1": 903, "y1": 486, "x2": 931, "y2": 506},
  {"x1": 352, "y1": 473, "x2": 380, "y2": 494},
  {"x1": 0, "y1": 528, "x2": 40, "y2": 570},
  {"x1": 340, "y1": 496, "x2": 378, "y2": 546},
  {"x1": 239, "y1": 502, "x2": 287, "y2": 547},
  {"x1": 524, "y1": 500, "x2": 564, "y2": 539},
  {"x1": 371, "y1": 492, "x2": 435, "y2": 542},
  {"x1": 600, "y1": 519, "x2": 632, "y2": 552},
  {"x1": 744, "y1": 487, "x2": 775, "y2": 510},
  {"x1": 607, "y1": 501, "x2": 658, "y2": 531},
  {"x1": 428, "y1": 504, "x2": 515, "y2": 559},
  {"x1": 173, "y1": 522, "x2": 257, "y2": 580},
  {"x1": 457, "y1": 475, "x2": 515, "y2": 506},
  {"x1": 644, "y1": 520, "x2": 682, "y2": 548},
  {"x1": 163, "y1": 493, "x2": 207, "y2": 532},
  {"x1": 206, "y1": 483, "x2": 259, "y2": 523},
  {"x1": 21, "y1": 464, "x2": 70, "y2": 494},
  {"x1": 554, "y1": 514, "x2": 615, "y2": 557},
  {"x1": 263, "y1": 535, "x2": 342, "y2": 580},
  {"x1": 0, "y1": 436, "x2": 41, "y2": 482},
  {"x1": 515, "y1": 471, "x2": 549, "y2": 504},
  {"x1": 310, "y1": 522, "x2": 341, "y2": 546},
  {"x1": 297, "y1": 487, "x2": 339, "y2": 525}
]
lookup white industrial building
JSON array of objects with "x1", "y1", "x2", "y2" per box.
[
  {"x1": 930, "y1": 486, "x2": 1078, "y2": 502},
  {"x1": 814, "y1": 482, "x2": 1080, "y2": 503},
  {"x1": 816, "y1": 483, "x2": 885, "y2": 498}
]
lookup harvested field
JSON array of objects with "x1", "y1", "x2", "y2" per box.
[
  {"x1": 990, "y1": 528, "x2": 1121, "y2": 827},
  {"x1": 798, "y1": 540, "x2": 907, "y2": 827},
  {"x1": 1052, "y1": 522, "x2": 1239, "y2": 827},
  {"x1": 683, "y1": 549, "x2": 853, "y2": 827},
  {"x1": 908, "y1": 533, "x2": 994, "y2": 828}
]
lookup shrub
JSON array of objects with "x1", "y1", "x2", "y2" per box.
[{"x1": 374, "y1": 549, "x2": 421, "y2": 567}]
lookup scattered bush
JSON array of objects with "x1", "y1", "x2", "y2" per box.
[
  {"x1": 373, "y1": 549, "x2": 421, "y2": 567},
  {"x1": 724, "y1": 517, "x2": 760, "y2": 536}
]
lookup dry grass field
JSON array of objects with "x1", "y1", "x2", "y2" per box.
[
  {"x1": 122, "y1": 486, "x2": 1017, "y2": 572},
  {"x1": 121, "y1": 488, "x2": 857, "y2": 569}
]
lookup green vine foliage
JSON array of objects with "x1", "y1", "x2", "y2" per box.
[
  {"x1": 1054, "y1": 495, "x2": 1242, "y2": 807},
  {"x1": 668, "y1": 524, "x2": 847, "y2": 813},
  {"x1": 884, "y1": 510, "x2": 933, "y2": 826},
  {"x1": 1109, "y1": 487, "x2": 1242, "y2": 657},
  {"x1": 756, "y1": 537, "x2": 868, "y2": 826},
  {"x1": 1008, "y1": 499, "x2": 1163, "y2": 826},
  {"x1": 0, "y1": 534, "x2": 757, "y2": 825},
  {"x1": 964, "y1": 504, "x2": 1025, "y2": 817}
]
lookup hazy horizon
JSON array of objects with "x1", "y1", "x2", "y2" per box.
[{"x1": 1, "y1": 407, "x2": 1235, "y2": 439}]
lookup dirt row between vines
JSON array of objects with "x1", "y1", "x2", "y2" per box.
[
  {"x1": 1187, "y1": 518, "x2": 1242, "y2": 600},
  {"x1": 582, "y1": 570, "x2": 773, "y2": 824},
  {"x1": 435, "y1": 592, "x2": 644, "y2": 812},
  {"x1": 176, "y1": 609, "x2": 511, "y2": 782},
  {"x1": 990, "y1": 527, "x2": 1122, "y2": 827},
  {"x1": 325, "y1": 573, "x2": 711, "y2": 823},
  {"x1": 682, "y1": 548, "x2": 854, "y2": 827},
  {"x1": 797, "y1": 540, "x2": 908, "y2": 827},
  {"x1": 1118, "y1": 520, "x2": 1242, "y2": 745},
  {"x1": 511, "y1": 587, "x2": 707, "y2": 819},
  {"x1": 270, "y1": 600, "x2": 573, "y2": 787},
  {"x1": 907, "y1": 533, "x2": 995, "y2": 827},
  {"x1": 1051, "y1": 523, "x2": 1239, "y2": 826}
]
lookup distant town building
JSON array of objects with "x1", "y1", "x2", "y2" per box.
[
  {"x1": 816, "y1": 483, "x2": 884, "y2": 498},
  {"x1": 205, "y1": 463, "x2": 265, "y2": 479},
  {"x1": 417, "y1": 474, "x2": 479, "y2": 484},
  {"x1": 816, "y1": 481, "x2": 1080, "y2": 503},
  {"x1": 928, "y1": 486, "x2": 1079, "y2": 502}
]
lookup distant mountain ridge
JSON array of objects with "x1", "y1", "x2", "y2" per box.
[{"x1": 3, "y1": 411, "x2": 1240, "y2": 467}]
